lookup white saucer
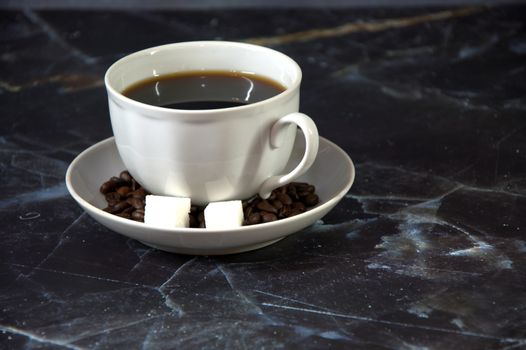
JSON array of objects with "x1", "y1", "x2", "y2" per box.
[{"x1": 65, "y1": 135, "x2": 355, "y2": 255}]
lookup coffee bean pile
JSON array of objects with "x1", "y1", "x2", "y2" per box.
[
  {"x1": 100, "y1": 170, "x2": 149, "y2": 221},
  {"x1": 100, "y1": 171, "x2": 319, "y2": 228},
  {"x1": 242, "y1": 182, "x2": 319, "y2": 225}
]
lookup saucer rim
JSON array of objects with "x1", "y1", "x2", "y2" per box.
[{"x1": 65, "y1": 136, "x2": 355, "y2": 235}]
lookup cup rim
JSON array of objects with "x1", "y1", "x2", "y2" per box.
[{"x1": 104, "y1": 41, "x2": 302, "y2": 116}]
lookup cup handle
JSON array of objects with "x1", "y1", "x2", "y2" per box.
[{"x1": 259, "y1": 112, "x2": 319, "y2": 199}]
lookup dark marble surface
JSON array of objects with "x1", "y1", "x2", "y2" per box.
[{"x1": 1, "y1": 5, "x2": 526, "y2": 349}]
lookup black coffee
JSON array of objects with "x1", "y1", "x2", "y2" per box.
[{"x1": 122, "y1": 70, "x2": 286, "y2": 110}]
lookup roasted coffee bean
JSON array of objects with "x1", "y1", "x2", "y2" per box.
[
  {"x1": 257, "y1": 200, "x2": 277, "y2": 214},
  {"x1": 112, "y1": 200, "x2": 131, "y2": 212},
  {"x1": 197, "y1": 212, "x2": 205, "y2": 224},
  {"x1": 127, "y1": 197, "x2": 144, "y2": 209},
  {"x1": 120, "y1": 170, "x2": 133, "y2": 183},
  {"x1": 104, "y1": 202, "x2": 129, "y2": 214},
  {"x1": 110, "y1": 176, "x2": 126, "y2": 188},
  {"x1": 189, "y1": 206, "x2": 205, "y2": 228},
  {"x1": 292, "y1": 201, "x2": 306, "y2": 212},
  {"x1": 245, "y1": 198, "x2": 259, "y2": 216},
  {"x1": 293, "y1": 182, "x2": 309, "y2": 189},
  {"x1": 107, "y1": 199, "x2": 120, "y2": 207},
  {"x1": 303, "y1": 193, "x2": 319, "y2": 207},
  {"x1": 123, "y1": 206, "x2": 134, "y2": 213},
  {"x1": 287, "y1": 208, "x2": 303, "y2": 217},
  {"x1": 296, "y1": 185, "x2": 315, "y2": 197},
  {"x1": 105, "y1": 192, "x2": 121, "y2": 202},
  {"x1": 279, "y1": 206, "x2": 293, "y2": 218},
  {"x1": 272, "y1": 200, "x2": 283, "y2": 210},
  {"x1": 116, "y1": 212, "x2": 131, "y2": 219},
  {"x1": 103, "y1": 206, "x2": 119, "y2": 214},
  {"x1": 287, "y1": 184, "x2": 299, "y2": 200},
  {"x1": 130, "y1": 209, "x2": 144, "y2": 221},
  {"x1": 100, "y1": 181, "x2": 118, "y2": 194},
  {"x1": 189, "y1": 214, "x2": 197, "y2": 227},
  {"x1": 116, "y1": 186, "x2": 131, "y2": 197},
  {"x1": 247, "y1": 212, "x2": 261, "y2": 225},
  {"x1": 129, "y1": 188, "x2": 146, "y2": 199},
  {"x1": 261, "y1": 212, "x2": 278, "y2": 223},
  {"x1": 275, "y1": 192, "x2": 292, "y2": 205},
  {"x1": 244, "y1": 204, "x2": 253, "y2": 218},
  {"x1": 189, "y1": 206, "x2": 203, "y2": 228}
]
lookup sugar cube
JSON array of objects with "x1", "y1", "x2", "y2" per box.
[
  {"x1": 144, "y1": 195, "x2": 191, "y2": 229},
  {"x1": 204, "y1": 200, "x2": 244, "y2": 229}
]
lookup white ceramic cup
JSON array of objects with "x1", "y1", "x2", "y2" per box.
[{"x1": 105, "y1": 41, "x2": 319, "y2": 205}]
